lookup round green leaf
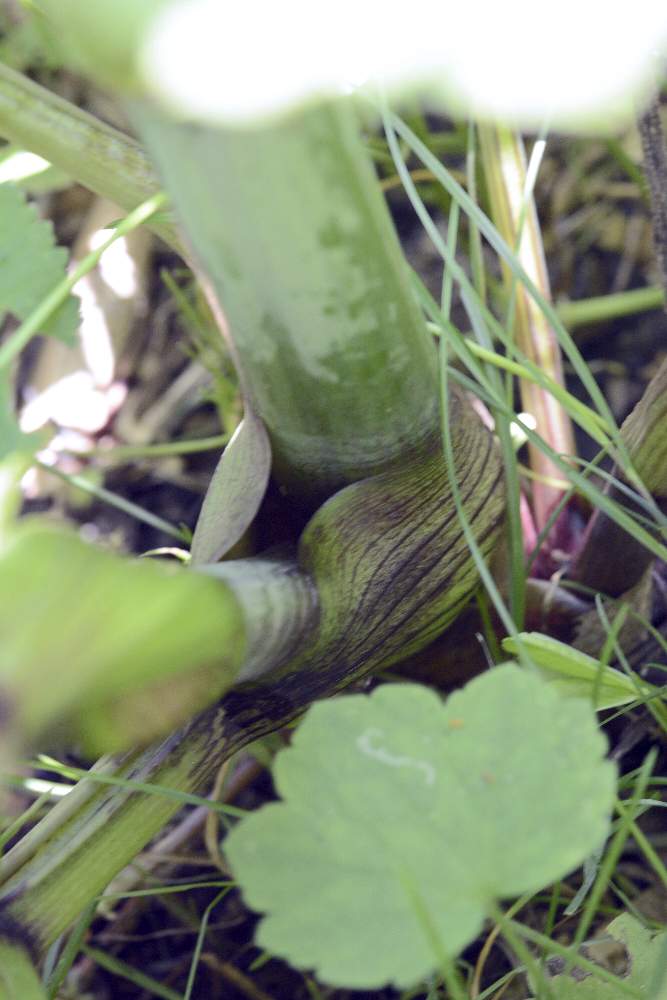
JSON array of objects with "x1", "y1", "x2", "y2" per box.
[{"x1": 225, "y1": 665, "x2": 616, "y2": 989}]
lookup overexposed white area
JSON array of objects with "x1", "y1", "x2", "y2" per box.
[
  {"x1": 141, "y1": 0, "x2": 667, "y2": 129},
  {"x1": 20, "y1": 372, "x2": 127, "y2": 434},
  {"x1": 510, "y1": 411, "x2": 538, "y2": 449},
  {"x1": 22, "y1": 777, "x2": 73, "y2": 798},
  {"x1": 0, "y1": 150, "x2": 51, "y2": 184},
  {"x1": 19, "y1": 218, "x2": 134, "y2": 435},
  {"x1": 89, "y1": 227, "x2": 140, "y2": 303},
  {"x1": 20, "y1": 198, "x2": 149, "y2": 438}
]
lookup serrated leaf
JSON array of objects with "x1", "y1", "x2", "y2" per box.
[
  {"x1": 544, "y1": 913, "x2": 667, "y2": 998},
  {"x1": 0, "y1": 183, "x2": 79, "y2": 344},
  {"x1": 0, "y1": 521, "x2": 246, "y2": 755},
  {"x1": 503, "y1": 632, "x2": 641, "y2": 709},
  {"x1": 190, "y1": 407, "x2": 271, "y2": 564},
  {"x1": 225, "y1": 665, "x2": 616, "y2": 989}
]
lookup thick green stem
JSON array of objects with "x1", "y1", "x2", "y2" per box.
[
  {"x1": 0, "y1": 63, "x2": 441, "y2": 502},
  {"x1": 0, "y1": 63, "x2": 442, "y2": 502},
  {"x1": 0, "y1": 62, "x2": 181, "y2": 253},
  {"x1": 0, "y1": 414, "x2": 504, "y2": 949},
  {"x1": 0, "y1": 34, "x2": 505, "y2": 960},
  {"x1": 131, "y1": 100, "x2": 440, "y2": 501}
]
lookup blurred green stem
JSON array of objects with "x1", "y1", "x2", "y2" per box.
[
  {"x1": 556, "y1": 285, "x2": 664, "y2": 329},
  {"x1": 0, "y1": 62, "x2": 181, "y2": 253}
]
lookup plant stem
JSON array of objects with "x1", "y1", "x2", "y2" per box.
[
  {"x1": 0, "y1": 62, "x2": 505, "y2": 960},
  {"x1": 0, "y1": 425, "x2": 504, "y2": 949},
  {"x1": 0, "y1": 67, "x2": 443, "y2": 504},
  {"x1": 478, "y1": 124, "x2": 575, "y2": 529},
  {"x1": 131, "y1": 99, "x2": 440, "y2": 502},
  {"x1": 638, "y1": 95, "x2": 667, "y2": 307},
  {"x1": 567, "y1": 103, "x2": 667, "y2": 596},
  {"x1": 61, "y1": 433, "x2": 229, "y2": 461},
  {"x1": 36, "y1": 460, "x2": 187, "y2": 542},
  {"x1": 0, "y1": 62, "x2": 182, "y2": 254},
  {"x1": 570, "y1": 355, "x2": 667, "y2": 594},
  {"x1": 556, "y1": 285, "x2": 664, "y2": 328}
]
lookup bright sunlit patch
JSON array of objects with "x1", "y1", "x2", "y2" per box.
[
  {"x1": 140, "y1": 0, "x2": 667, "y2": 129},
  {"x1": 89, "y1": 229, "x2": 139, "y2": 300},
  {"x1": 20, "y1": 372, "x2": 127, "y2": 434},
  {"x1": 517, "y1": 411, "x2": 538, "y2": 430},
  {"x1": 140, "y1": 0, "x2": 413, "y2": 123},
  {"x1": 435, "y1": 2, "x2": 667, "y2": 128},
  {"x1": 511, "y1": 411, "x2": 538, "y2": 448},
  {"x1": 72, "y1": 228, "x2": 139, "y2": 390},
  {"x1": 22, "y1": 777, "x2": 73, "y2": 798},
  {"x1": 0, "y1": 150, "x2": 52, "y2": 184}
]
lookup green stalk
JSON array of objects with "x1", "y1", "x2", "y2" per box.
[
  {"x1": 0, "y1": 62, "x2": 181, "y2": 254},
  {"x1": 570, "y1": 103, "x2": 667, "y2": 596},
  {"x1": 131, "y1": 100, "x2": 439, "y2": 501},
  {"x1": 0, "y1": 419, "x2": 504, "y2": 949},
  {"x1": 0, "y1": 63, "x2": 441, "y2": 502},
  {"x1": 478, "y1": 124, "x2": 575, "y2": 528},
  {"x1": 0, "y1": 530, "x2": 320, "y2": 759},
  {"x1": 0, "y1": 31, "x2": 505, "y2": 961},
  {"x1": 556, "y1": 285, "x2": 665, "y2": 329}
]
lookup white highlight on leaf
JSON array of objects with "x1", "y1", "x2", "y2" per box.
[{"x1": 357, "y1": 727, "x2": 436, "y2": 786}]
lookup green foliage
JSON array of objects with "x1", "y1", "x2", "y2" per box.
[
  {"x1": 0, "y1": 521, "x2": 247, "y2": 755},
  {"x1": 190, "y1": 408, "x2": 271, "y2": 564},
  {"x1": 0, "y1": 183, "x2": 78, "y2": 345},
  {"x1": 503, "y1": 633, "x2": 646, "y2": 710},
  {"x1": 0, "y1": 46, "x2": 664, "y2": 1000},
  {"x1": 541, "y1": 913, "x2": 667, "y2": 998},
  {"x1": 225, "y1": 665, "x2": 616, "y2": 989}
]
